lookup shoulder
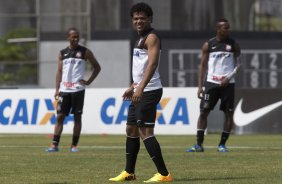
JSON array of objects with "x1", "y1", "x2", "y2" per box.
[
  {"x1": 78, "y1": 45, "x2": 87, "y2": 52},
  {"x1": 145, "y1": 33, "x2": 161, "y2": 50},
  {"x1": 145, "y1": 29, "x2": 161, "y2": 48},
  {"x1": 201, "y1": 42, "x2": 209, "y2": 53},
  {"x1": 208, "y1": 37, "x2": 216, "y2": 44},
  {"x1": 147, "y1": 29, "x2": 161, "y2": 43},
  {"x1": 60, "y1": 47, "x2": 69, "y2": 54},
  {"x1": 149, "y1": 29, "x2": 160, "y2": 38},
  {"x1": 147, "y1": 33, "x2": 160, "y2": 42}
]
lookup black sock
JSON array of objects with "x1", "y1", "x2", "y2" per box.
[
  {"x1": 125, "y1": 136, "x2": 140, "y2": 174},
  {"x1": 143, "y1": 136, "x2": 169, "y2": 176},
  {"x1": 196, "y1": 130, "x2": 205, "y2": 146},
  {"x1": 52, "y1": 135, "x2": 61, "y2": 146},
  {"x1": 72, "y1": 135, "x2": 80, "y2": 146},
  {"x1": 219, "y1": 131, "x2": 230, "y2": 146}
]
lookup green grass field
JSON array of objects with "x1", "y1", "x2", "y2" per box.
[{"x1": 0, "y1": 134, "x2": 281, "y2": 184}]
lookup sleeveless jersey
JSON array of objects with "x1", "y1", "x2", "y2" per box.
[
  {"x1": 132, "y1": 28, "x2": 162, "y2": 92},
  {"x1": 206, "y1": 37, "x2": 236, "y2": 84},
  {"x1": 59, "y1": 45, "x2": 87, "y2": 92}
]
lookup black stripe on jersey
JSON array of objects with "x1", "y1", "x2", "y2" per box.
[
  {"x1": 208, "y1": 37, "x2": 235, "y2": 53},
  {"x1": 134, "y1": 28, "x2": 162, "y2": 50},
  {"x1": 61, "y1": 45, "x2": 87, "y2": 60}
]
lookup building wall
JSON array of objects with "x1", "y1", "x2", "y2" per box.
[{"x1": 39, "y1": 40, "x2": 131, "y2": 88}]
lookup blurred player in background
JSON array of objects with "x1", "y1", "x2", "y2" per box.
[
  {"x1": 46, "y1": 27, "x2": 101, "y2": 152},
  {"x1": 109, "y1": 2, "x2": 172, "y2": 183},
  {"x1": 186, "y1": 18, "x2": 241, "y2": 153}
]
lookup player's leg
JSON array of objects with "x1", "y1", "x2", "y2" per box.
[
  {"x1": 140, "y1": 127, "x2": 172, "y2": 182},
  {"x1": 70, "y1": 90, "x2": 85, "y2": 152},
  {"x1": 139, "y1": 127, "x2": 172, "y2": 182},
  {"x1": 109, "y1": 103, "x2": 138, "y2": 181},
  {"x1": 46, "y1": 92, "x2": 70, "y2": 152},
  {"x1": 218, "y1": 83, "x2": 235, "y2": 152},
  {"x1": 186, "y1": 109, "x2": 209, "y2": 152},
  {"x1": 45, "y1": 113, "x2": 66, "y2": 152},
  {"x1": 196, "y1": 109, "x2": 210, "y2": 148},
  {"x1": 136, "y1": 89, "x2": 172, "y2": 182},
  {"x1": 125, "y1": 124, "x2": 140, "y2": 175},
  {"x1": 71, "y1": 114, "x2": 82, "y2": 152},
  {"x1": 187, "y1": 82, "x2": 219, "y2": 152}
]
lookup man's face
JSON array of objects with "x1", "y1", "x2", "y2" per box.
[
  {"x1": 68, "y1": 30, "x2": 79, "y2": 47},
  {"x1": 132, "y1": 12, "x2": 152, "y2": 34},
  {"x1": 218, "y1": 22, "x2": 230, "y2": 38}
]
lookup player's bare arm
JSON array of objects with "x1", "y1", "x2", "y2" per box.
[
  {"x1": 79, "y1": 49, "x2": 101, "y2": 86},
  {"x1": 221, "y1": 42, "x2": 241, "y2": 87},
  {"x1": 55, "y1": 52, "x2": 63, "y2": 99},
  {"x1": 132, "y1": 33, "x2": 160, "y2": 105},
  {"x1": 198, "y1": 42, "x2": 209, "y2": 99},
  {"x1": 234, "y1": 42, "x2": 241, "y2": 72}
]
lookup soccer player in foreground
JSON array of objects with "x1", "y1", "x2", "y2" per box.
[
  {"x1": 46, "y1": 28, "x2": 101, "y2": 152},
  {"x1": 186, "y1": 19, "x2": 241, "y2": 153},
  {"x1": 109, "y1": 2, "x2": 172, "y2": 183}
]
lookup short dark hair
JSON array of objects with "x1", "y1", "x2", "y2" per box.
[
  {"x1": 130, "y1": 2, "x2": 153, "y2": 17},
  {"x1": 216, "y1": 18, "x2": 229, "y2": 29},
  {"x1": 67, "y1": 27, "x2": 79, "y2": 36},
  {"x1": 217, "y1": 18, "x2": 228, "y2": 24}
]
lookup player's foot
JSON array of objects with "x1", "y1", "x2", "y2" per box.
[
  {"x1": 186, "y1": 144, "x2": 204, "y2": 152},
  {"x1": 46, "y1": 145, "x2": 59, "y2": 152},
  {"x1": 217, "y1": 145, "x2": 228, "y2": 152},
  {"x1": 70, "y1": 145, "x2": 79, "y2": 152},
  {"x1": 109, "y1": 171, "x2": 136, "y2": 181},
  {"x1": 144, "y1": 173, "x2": 173, "y2": 183}
]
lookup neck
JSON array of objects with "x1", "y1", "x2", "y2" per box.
[
  {"x1": 216, "y1": 35, "x2": 227, "y2": 42},
  {"x1": 138, "y1": 27, "x2": 153, "y2": 36},
  {"x1": 69, "y1": 44, "x2": 79, "y2": 50}
]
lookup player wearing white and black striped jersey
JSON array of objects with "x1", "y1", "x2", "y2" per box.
[
  {"x1": 46, "y1": 28, "x2": 101, "y2": 153},
  {"x1": 187, "y1": 18, "x2": 241, "y2": 153},
  {"x1": 109, "y1": 2, "x2": 172, "y2": 183}
]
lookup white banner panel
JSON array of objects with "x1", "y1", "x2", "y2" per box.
[{"x1": 0, "y1": 88, "x2": 199, "y2": 135}]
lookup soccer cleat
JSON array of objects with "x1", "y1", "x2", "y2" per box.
[
  {"x1": 144, "y1": 173, "x2": 173, "y2": 183},
  {"x1": 109, "y1": 171, "x2": 136, "y2": 181},
  {"x1": 46, "y1": 145, "x2": 59, "y2": 152},
  {"x1": 217, "y1": 145, "x2": 228, "y2": 152},
  {"x1": 70, "y1": 145, "x2": 79, "y2": 152},
  {"x1": 186, "y1": 144, "x2": 204, "y2": 152}
]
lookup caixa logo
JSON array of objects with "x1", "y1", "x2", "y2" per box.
[
  {"x1": 0, "y1": 99, "x2": 73, "y2": 125},
  {"x1": 100, "y1": 97, "x2": 189, "y2": 125}
]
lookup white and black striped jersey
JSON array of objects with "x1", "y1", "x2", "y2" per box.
[
  {"x1": 132, "y1": 28, "x2": 162, "y2": 92},
  {"x1": 59, "y1": 45, "x2": 87, "y2": 92},
  {"x1": 206, "y1": 37, "x2": 237, "y2": 84}
]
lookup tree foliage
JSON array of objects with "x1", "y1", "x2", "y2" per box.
[
  {"x1": 0, "y1": 28, "x2": 36, "y2": 61},
  {"x1": 0, "y1": 28, "x2": 37, "y2": 86}
]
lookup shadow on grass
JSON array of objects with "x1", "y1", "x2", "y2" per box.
[
  {"x1": 175, "y1": 176, "x2": 256, "y2": 182},
  {"x1": 44, "y1": 182, "x2": 70, "y2": 184}
]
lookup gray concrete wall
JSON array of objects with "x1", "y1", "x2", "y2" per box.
[{"x1": 39, "y1": 40, "x2": 131, "y2": 88}]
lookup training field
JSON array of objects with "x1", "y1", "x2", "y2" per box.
[{"x1": 0, "y1": 134, "x2": 281, "y2": 184}]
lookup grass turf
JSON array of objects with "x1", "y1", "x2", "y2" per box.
[{"x1": 0, "y1": 134, "x2": 281, "y2": 184}]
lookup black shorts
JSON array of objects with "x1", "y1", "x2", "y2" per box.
[
  {"x1": 57, "y1": 90, "x2": 85, "y2": 115},
  {"x1": 127, "y1": 88, "x2": 163, "y2": 128},
  {"x1": 200, "y1": 82, "x2": 235, "y2": 112}
]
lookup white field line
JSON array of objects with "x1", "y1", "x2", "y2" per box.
[{"x1": 0, "y1": 145, "x2": 280, "y2": 149}]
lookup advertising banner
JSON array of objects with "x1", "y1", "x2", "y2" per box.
[
  {"x1": 0, "y1": 88, "x2": 199, "y2": 135},
  {"x1": 234, "y1": 89, "x2": 282, "y2": 134}
]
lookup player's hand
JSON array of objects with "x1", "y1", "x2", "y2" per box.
[
  {"x1": 132, "y1": 87, "x2": 143, "y2": 106},
  {"x1": 220, "y1": 78, "x2": 229, "y2": 87},
  {"x1": 54, "y1": 91, "x2": 59, "y2": 100},
  {"x1": 79, "y1": 79, "x2": 89, "y2": 86},
  {"x1": 122, "y1": 87, "x2": 134, "y2": 101},
  {"x1": 197, "y1": 88, "x2": 203, "y2": 99}
]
